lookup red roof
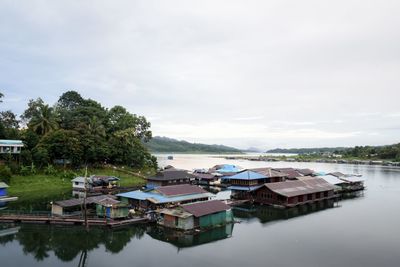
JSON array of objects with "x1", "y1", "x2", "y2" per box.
[
  {"x1": 182, "y1": 200, "x2": 230, "y2": 217},
  {"x1": 156, "y1": 184, "x2": 207, "y2": 196}
]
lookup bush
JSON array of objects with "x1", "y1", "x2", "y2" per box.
[
  {"x1": 0, "y1": 166, "x2": 12, "y2": 183},
  {"x1": 59, "y1": 170, "x2": 77, "y2": 180},
  {"x1": 19, "y1": 166, "x2": 31, "y2": 176},
  {"x1": 44, "y1": 164, "x2": 58, "y2": 175}
]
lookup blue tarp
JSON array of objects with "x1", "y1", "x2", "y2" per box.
[
  {"x1": 216, "y1": 164, "x2": 242, "y2": 173},
  {"x1": 224, "y1": 170, "x2": 267, "y2": 180}
]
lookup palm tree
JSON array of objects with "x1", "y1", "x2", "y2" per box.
[{"x1": 29, "y1": 104, "x2": 58, "y2": 135}]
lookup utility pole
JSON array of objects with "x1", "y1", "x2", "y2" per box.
[{"x1": 83, "y1": 166, "x2": 89, "y2": 231}]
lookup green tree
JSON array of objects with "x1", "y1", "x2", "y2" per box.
[{"x1": 29, "y1": 104, "x2": 58, "y2": 135}]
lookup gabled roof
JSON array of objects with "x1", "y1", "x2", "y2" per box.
[
  {"x1": 296, "y1": 168, "x2": 315, "y2": 176},
  {"x1": 0, "y1": 182, "x2": 9, "y2": 188},
  {"x1": 249, "y1": 168, "x2": 287, "y2": 178},
  {"x1": 261, "y1": 178, "x2": 336, "y2": 197},
  {"x1": 224, "y1": 170, "x2": 267, "y2": 180},
  {"x1": 182, "y1": 200, "x2": 230, "y2": 217},
  {"x1": 273, "y1": 168, "x2": 302, "y2": 179},
  {"x1": 147, "y1": 169, "x2": 195, "y2": 181},
  {"x1": 116, "y1": 189, "x2": 212, "y2": 204},
  {"x1": 54, "y1": 195, "x2": 117, "y2": 208},
  {"x1": 156, "y1": 184, "x2": 207, "y2": 196}
]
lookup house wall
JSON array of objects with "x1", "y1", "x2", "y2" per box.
[
  {"x1": 199, "y1": 211, "x2": 230, "y2": 228},
  {"x1": 0, "y1": 188, "x2": 7, "y2": 197},
  {"x1": 254, "y1": 187, "x2": 335, "y2": 207},
  {"x1": 72, "y1": 182, "x2": 86, "y2": 190},
  {"x1": 51, "y1": 204, "x2": 64, "y2": 216}
]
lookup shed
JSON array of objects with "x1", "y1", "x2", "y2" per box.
[{"x1": 182, "y1": 200, "x2": 233, "y2": 228}]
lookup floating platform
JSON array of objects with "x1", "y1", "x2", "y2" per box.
[{"x1": 0, "y1": 213, "x2": 148, "y2": 228}]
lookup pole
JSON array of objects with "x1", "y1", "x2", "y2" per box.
[{"x1": 84, "y1": 166, "x2": 89, "y2": 231}]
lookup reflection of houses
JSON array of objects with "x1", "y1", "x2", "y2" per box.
[
  {"x1": 158, "y1": 200, "x2": 233, "y2": 230},
  {"x1": 224, "y1": 169, "x2": 286, "y2": 199},
  {"x1": 117, "y1": 184, "x2": 212, "y2": 210},
  {"x1": 253, "y1": 178, "x2": 336, "y2": 208},
  {"x1": 0, "y1": 139, "x2": 23, "y2": 154},
  {"x1": 72, "y1": 175, "x2": 120, "y2": 191},
  {"x1": 147, "y1": 223, "x2": 234, "y2": 249},
  {"x1": 146, "y1": 167, "x2": 195, "y2": 189}
]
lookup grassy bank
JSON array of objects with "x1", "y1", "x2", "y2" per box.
[{"x1": 7, "y1": 167, "x2": 149, "y2": 198}]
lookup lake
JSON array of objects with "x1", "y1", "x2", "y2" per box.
[{"x1": 1, "y1": 153, "x2": 400, "y2": 267}]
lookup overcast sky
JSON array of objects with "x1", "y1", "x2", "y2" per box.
[{"x1": 1, "y1": 0, "x2": 399, "y2": 150}]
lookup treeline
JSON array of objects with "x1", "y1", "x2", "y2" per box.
[
  {"x1": 146, "y1": 136, "x2": 242, "y2": 153},
  {"x1": 0, "y1": 91, "x2": 157, "y2": 174},
  {"x1": 267, "y1": 143, "x2": 400, "y2": 161},
  {"x1": 342, "y1": 143, "x2": 400, "y2": 161}
]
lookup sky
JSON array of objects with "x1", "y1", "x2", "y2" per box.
[{"x1": 1, "y1": 0, "x2": 399, "y2": 150}]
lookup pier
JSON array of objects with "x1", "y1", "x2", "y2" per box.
[{"x1": 0, "y1": 211, "x2": 148, "y2": 228}]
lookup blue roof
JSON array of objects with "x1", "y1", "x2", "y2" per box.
[
  {"x1": 0, "y1": 140, "x2": 23, "y2": 146},
  {"x1": 117, "y1": 190, "x2": 212, "y2": 204},
  {"x1": 216, "y1": 164, "x2": 242, "y2": 173},
  {"x1": 228, "y1": 185, "x2": 263, "y2": 192},
  {"x1": 224, "y1": 170, "x2": 267, "y2": 180}
]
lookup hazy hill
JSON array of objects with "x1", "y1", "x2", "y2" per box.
[{"x1": 146, "y1": 136, "x2": 242, "y2": 153}]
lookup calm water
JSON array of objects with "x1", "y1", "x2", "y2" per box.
[{"x1": 1, "y1": 154, "x2": 400, "y2": 267}]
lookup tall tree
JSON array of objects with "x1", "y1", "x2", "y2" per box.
[{"x1": 29, "y1": 104, "x2": 58, "y2": 135}]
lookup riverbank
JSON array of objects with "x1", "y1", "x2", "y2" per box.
[{"x1": 222, "y1": 155, "x2": 400, "y2": 167}]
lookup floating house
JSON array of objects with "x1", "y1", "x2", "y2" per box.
[
  {"x1": 253, "y1": 178, "x2": 336, "y2": 208},
  {"x1": 72, "y1": 175, "x2": 120, "y2": 191},
  {"x1": 0, "y1": 139, "x2": 23, "y2": 154},
  {"x1": 0, "y1": 182, "x2": 8, "y2": 198},
  {"x1": 117, "y1": 184, "x2": 213, "y2": 210},
  {"x1": 273, "y1": 168, "x2": 315, "y2": 180},
  {"x1": 146, "y1": 167, "x2": 195, "y2": 189},
  {"x1": 224, "y1": 169, "x2": 286, "y2": 199},
  {"x1": 51, "y1": 195, "x2": 119, "y2": 216},
  {"x1": 158, "y1": 200, "x2": 233, "y2": 230},
  {"x1": 192, "y1": 172, "x2": 222, "y2": 186},
  {"x1": 95, "y1": 198, "x2": 129, "y2": 219}
]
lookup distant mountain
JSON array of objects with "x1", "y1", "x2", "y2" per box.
[
  {"x1": 266, "y1": 147, "x2": 348, "y2": 154},
  {"x1": 146, "y1": 136, "x2": 243, "y2": 153}
]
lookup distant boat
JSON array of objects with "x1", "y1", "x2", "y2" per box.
[{"x1": 167, "y1": 155, "x2": 173, "y2": 160}]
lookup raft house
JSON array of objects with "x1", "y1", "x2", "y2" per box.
[
  {"x1": 224, "y1": 169, "x2": 286, "y2": 200},
  {"x1": 117, "y1": 184, "x2": 213, "y2": 211},
  {"x1": 145, "y1": 167, "x2": 195, "y2": 189},
  {"x1": 253, "y1": 178, "x2": 336, "y2": 208},
  {"x1": 157, "y1": 200, "x2": 233, "y2": 231}
]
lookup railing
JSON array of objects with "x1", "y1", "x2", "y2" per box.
[{"x1": 0, "y1": 210, "x2": 51, "y2": 217}]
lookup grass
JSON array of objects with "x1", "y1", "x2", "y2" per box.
[{"x1": 7, "y1": 167, "x2": 150, "y2": 198}]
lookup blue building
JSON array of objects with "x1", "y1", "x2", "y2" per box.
[{"x1": 0, "y1": 182, "x2": 9, "y2": 198}]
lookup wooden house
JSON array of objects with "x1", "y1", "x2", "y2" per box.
[
  {"x1": 146, "y1": 167, "x2": 195, "y2": 189},
  {"x1": 117, "y1": 184, "x2": 212, "y2": 210},
  {"x1": 253, "y1": 178, "x2": 336, "y2": 208},
  {"x1": 158, "y1": 200, "x2": 233, "y2": 230},
  {"x1": 224, "y1": 169, "x2": 286, "y2": 199}
]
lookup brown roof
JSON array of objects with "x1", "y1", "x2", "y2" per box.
[
  {"x1": 156, "y1": 184, "x2": 207, "y2": 196},
  {"x1": 193, "y1": 173, "x2": 218, "y2": 180},
  {"x1": 182, "y1": 200, "x2": 230, "y2": 217},
  {"x1": 273, "y1": 168, "x2": 302, "y2": 179},
  {"x1": 249, "y1": 168, "x2": 287, "y2": 178},
  {"x1": 262, "y1": 178, "x2": 335, "y2": 197},
  {"x1": 147, "y1": 169, "x2": 195, "y2": 181},
  {"x1": 328, "y1": 172, "x2": 345, "y2": 178},
  {"x1": 54, "y1": 195, "x2": 117, "y2": 208},
  {"x1": 296, "y1": 168, "x2": 315, "y2": 176}
]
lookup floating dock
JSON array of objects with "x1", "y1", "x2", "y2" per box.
[{"x1": 0, "y1": 213, "x2": 148, "y2": 228}]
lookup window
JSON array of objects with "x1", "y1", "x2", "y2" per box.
[{"x1": 307, "y1": 194, "x2": 312, "y2": 201}]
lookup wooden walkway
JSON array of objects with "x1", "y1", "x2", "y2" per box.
[{"x1": 0, "y1": 213, "x2": 148, "y2": 228}]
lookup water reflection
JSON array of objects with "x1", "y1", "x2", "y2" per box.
[
  {"x1": 0, "y1": 224, "x2": 145, "y2": 262},
  {"x1": 146, "y1": 224, "x2": 234, "y2": 250},
  {"x1": 233, "y1": 200, "x2": 337, "y2": 224}
]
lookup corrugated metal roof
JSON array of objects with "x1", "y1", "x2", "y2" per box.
[
  {"x1": 227, "y1": 185, "x2": 263, "y2": 191},
  {"x1": 0, "y1": 140, "x2": 23, "y2": 146},
  {"x1": 262, "y1": 178, "x2": 336, "y2": 197},
  {"x1": 182, "y1": 200, "x2": 230, "y2": 217},
  {"x1": 156, "y1": 184, "x2": 207, "y2": 196},
  {"x1": 249, "y1": 168, "x2": 287, "y2": 178},
  {"x1": 117, "y1": 189, "x2": 212, "y2": 204},
  {"x1": 339, "y1": 176, "x2": 366, "y2": 183},
  {"x1": 317, "y1": 175, "x2": 348, "y2": 185},
  {"x1": 159, "y1": 207, "x2": 193, "y2": 218},
  {"x1": 214, "y1": 164, "x2": 242, "y2": 173},
  {"x1": 147, "y1": 169, "x2": 195, "y2": 181},
  {"x1": 0, "y1": 182, "x2": 9, "y2": 188},
  {"x1": 273, "y1": 168, "x2": 302, "y2": 179},
  {"x1": 54, "y1": 195, "x2": 117, "y2": 208},
  {"x1": 225, "y1": 170, "x2": 267, "y2": 180}
]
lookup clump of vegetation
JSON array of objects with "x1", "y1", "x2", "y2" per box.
[{"x1": 0, "y1": 165, "x2": 12, "y2": 183}]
